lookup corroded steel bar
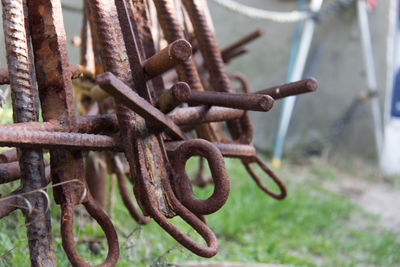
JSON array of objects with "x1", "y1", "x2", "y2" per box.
[
  {"x1": 0, "y1": 128, "x2": 120, "y2": 151},
  {"x1": 143, "y1": 39, "x2": 192, "y2": 79},
  {"x1": 28, "y1": 1, "x2": 119, "y2": 265},
  {"x1": 0, "y1": 149, "x2": 17, "y2": 163},
  {"x1": 181, "y1": 0, "x2": 254, "y2": 144},
  {"x1": 97, "y1": 72, "x2": 186, "y2": 140},
  {"x1": 76, "y1": 114, "x2": 119, "y2": 134},
  {"x1": 3, "y1": 0, "x2": 55, "y2": 265},
  {"x1": 188, "y1": 91, "x2": 274, "y2": 112},
  {"x1": 156, "y1": 82, "x2": 191, "y2": 113},
  {"x1": 255, "y1": 78, "x2": 318, "y2": 99},
  {"x1": 0, "y1": 161, "x2": 50, "y2": 184},
  {"x1": 0, "y1": 65, "x2": 84, "y2": 85},
  {"x1": 168, "y1": 106, "x2": 245, "y2": 126},
  {"x1": 165, "y1": 141, "x2": 257, "y2": 159},
  {"x1": 223, "y1": 47, "x2": 249, "y2": 64},
  {"x1": 0, "y1": 189, "x2": 21, "y2": 219},
  {"x1": 154, "y1": 0, "x2": 219, "y2": 143},
  {"x1": 114, "y1": 0, "x2": 219, "y2": 257},
  {"x1": 0, "y1": 161, "x2": 20, "y2": 184},
  {"x1": 221, "y1": 28, "x2": 263, "y2": 61},
  {"x1": 88, "y1": 0, "x2": 176, "y2": 226}
]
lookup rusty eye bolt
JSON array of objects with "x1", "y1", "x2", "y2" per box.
[{"x1": 0, "y1": 0, "x2": 318, "y2": 265}]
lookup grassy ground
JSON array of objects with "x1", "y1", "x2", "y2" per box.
[{"x1": 0, "y1": 156, "x2": 399, "y2": 267}]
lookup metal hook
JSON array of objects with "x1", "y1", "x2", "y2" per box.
[{"x1": 242, "y1": 155, "x2": 287, "y2": 200}]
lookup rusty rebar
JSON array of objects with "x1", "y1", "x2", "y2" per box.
[
  {"x1": 29, "y1": 1, "x2": 119, "y2": 265},
  {"x1": 221, "y1": 28, "x2": 263, "y2": 62},
  {"x1": 256, "y1": 78, "x2": 318, "y2": 99},
  {"x1": 0, "y1": 149, "x2": 18, "y2": 163},
  {"x1": 168, "y1": 106, "x2": 245, "y2": 126},
  {"x1": 156, "y1": 82, "x2": 191, "y2": 113},
  {"x1": 97, "y1": 72, "x2": 186, "y2": 140},
  {"x1": 143, "y1": 39, "x2": 192, "y2": 79},
  {"x1": 188, "y1": 91, "x2": 274, "y2": 112},
  {"x1": 0, "y1": 161, "x2": 50, "y2": 184},
  {"x1": 3, "y1": 0, "x2": 55, "y2": 265},
  {"x1": 0, "y1": 128, "x2": 120, "y2": 151},
  {"x1": 153, "y1": 0, "x2": 219, "y2": 143}
]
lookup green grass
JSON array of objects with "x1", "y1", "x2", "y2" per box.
[{"x1": 0, "y1": 158, "x2": 399, "y2": 267}]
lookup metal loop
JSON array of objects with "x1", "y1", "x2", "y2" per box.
[
  {"x1": 137, "y1": 172, "x2": 218, "y2": 258},
  {"x1": 242, "y1": 155, "x2": 287, "y2": 200},
  {"x1": 61, "y1": 196, "x2": 119, "y2": 267},
  {"x1": 168, "y1": 139, "x2": 230, "y2": 215}
]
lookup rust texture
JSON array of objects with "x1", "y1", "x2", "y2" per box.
[
  {"x1": 28, "y1": 0, "x2": 119, "y2": 266},
  {"x1": 2, "y1": 0, "x2": 55, "y2": 265},
  {"x1": 0, "y1": 0, "x2": 319, "y2": 264}
]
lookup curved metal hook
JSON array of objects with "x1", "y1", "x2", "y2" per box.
[
  {"x1": 167, "y1": 139, "x2": 230, "y2": 215},
  {"x1": 61, "y1": 193, "x2": 119, "y2": 267},
  {"x1": 242, "y1": 155, "x2": 287, "y2": 200},
  {"x1": 137, "y1": 169, "x2": 218, "y2": 258}
]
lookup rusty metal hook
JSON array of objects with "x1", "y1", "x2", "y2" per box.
[
  {"x1": 241, "y1": 155, "x2": 287, "y2": 200},
  {"x1": 61, "y1": 188, "x2": 119, "y2": 267},
  {"x1": 167, "y1": 139, "x2": 230, "y2": 215},
  {"x1": 136, "y1": 165, "x2": 219, "y2": 258}
]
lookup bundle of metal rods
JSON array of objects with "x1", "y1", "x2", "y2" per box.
[{"x1": 0, "y1": 0, "x2": 317, "y2": 266}]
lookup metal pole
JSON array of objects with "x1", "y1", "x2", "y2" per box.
[{"x1": 272, "y1": 0, "x2": 323, "y2": 168}]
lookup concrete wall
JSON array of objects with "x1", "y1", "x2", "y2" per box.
[{"x1": 208, "y1": 0, "x2": 390, "y2": 160}]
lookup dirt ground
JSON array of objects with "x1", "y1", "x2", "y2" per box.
[{"x1": 323, "y1": 173, "x2": 400, "y2": 231}]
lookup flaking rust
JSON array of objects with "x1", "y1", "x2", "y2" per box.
[{"x1": 0, "y1": 0, "x2": 318, "y2": 266}]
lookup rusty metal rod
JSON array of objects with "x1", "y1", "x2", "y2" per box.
[
  {"x1": 156, "y1": 82, "x2": 191, "y2": 113},
  {"x1": 4, "y1": 0, "x2": 55, "y2": 264},
  {"x1": 0, "y1": 161, "x2": 50, "y2": 184},
  {"x1": 0, "y1": 65, "x2": 85, "y2": 85},
  {"x1": 96, "y1": 72, "x2": 186, "y2": 140},
  {"x1": 168, "y1": 106, "x2": 245, "y2": 126},
  {"x1": 0, "y1": 149, "x2": 18, "y2": 163},
  {"x1": 256, "y1": 78, "x2": 318, "y2": 99},
  {"x1": 165, "y1": 141, "x2": 256, "y2": 159},
  {"x1": 223, "y1": 47, "x2": 249, "y2": 64},
  {"x1": 143, "y1": 39, "x2": 192, "y2": 79},
  {"x1": 0, "y1": 128, "x2": 120, "y2": 151},
  {"x1": 221, "y1": 28, "x2": 263, "y2": 61},
  {"x1": 188, "y1": 91, "x2": 274, "y2": 112}
]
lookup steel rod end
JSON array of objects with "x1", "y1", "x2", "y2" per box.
[
  {"x1": 259, "y1": 95, "x2": 274, "y2": 111},
  {"x1": 170, "y1": 39, "x2": 192, "y2": 62},
  {"x1": 306, "y1": 77, "x2": 318, "y2": 92},
  {"x1": 172, "y1": 82, "x2": 191, "y2": 102}
]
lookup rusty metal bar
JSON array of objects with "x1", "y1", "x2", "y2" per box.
[
  {"x1": 168, "y1": 106, "x2": 245, "y2": 126},
  {"x1": 188, "y1": 91, "x2": 275, "y2": 112},
  {"x1": 156, "y1": 82, "x2": 191, "y2": 113},
  {"x1": 0, "y1": 128, "x2": 120, "y2": 151},
  {"x1": 0, "y1": 161, "x2": 50, "y2": 184},
  {"x1": 28, "y1": 0, "x2": 119, "y2": 265},
  {"x1": 165, "y1": 141, "x2": 256, "y2": 159},
  {"x1": 256, "y1": 78, "x2": 318, "y2": 99},
  {"x1": 143, "y1": 39, "x2": 192, "y2": 79},
  {"x1": 221, "y1": 28, "x2": 263, "y2": 62},
  {"x1": 0, "y1": 65, "x2": 86, "y2": 85},
  {"x1": 3, "y1": 0, "x2": 55, "y2": 265},
  {"x1": 97, "y1": 72, "x2": 186, "y2": 140},
  {"x1": 0, "y1": 149, "x2": 18, "y2": 163}
]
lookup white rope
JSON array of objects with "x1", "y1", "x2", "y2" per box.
[{"x1": 210, "y1": 0, "x2": 310, "y2": 23}]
